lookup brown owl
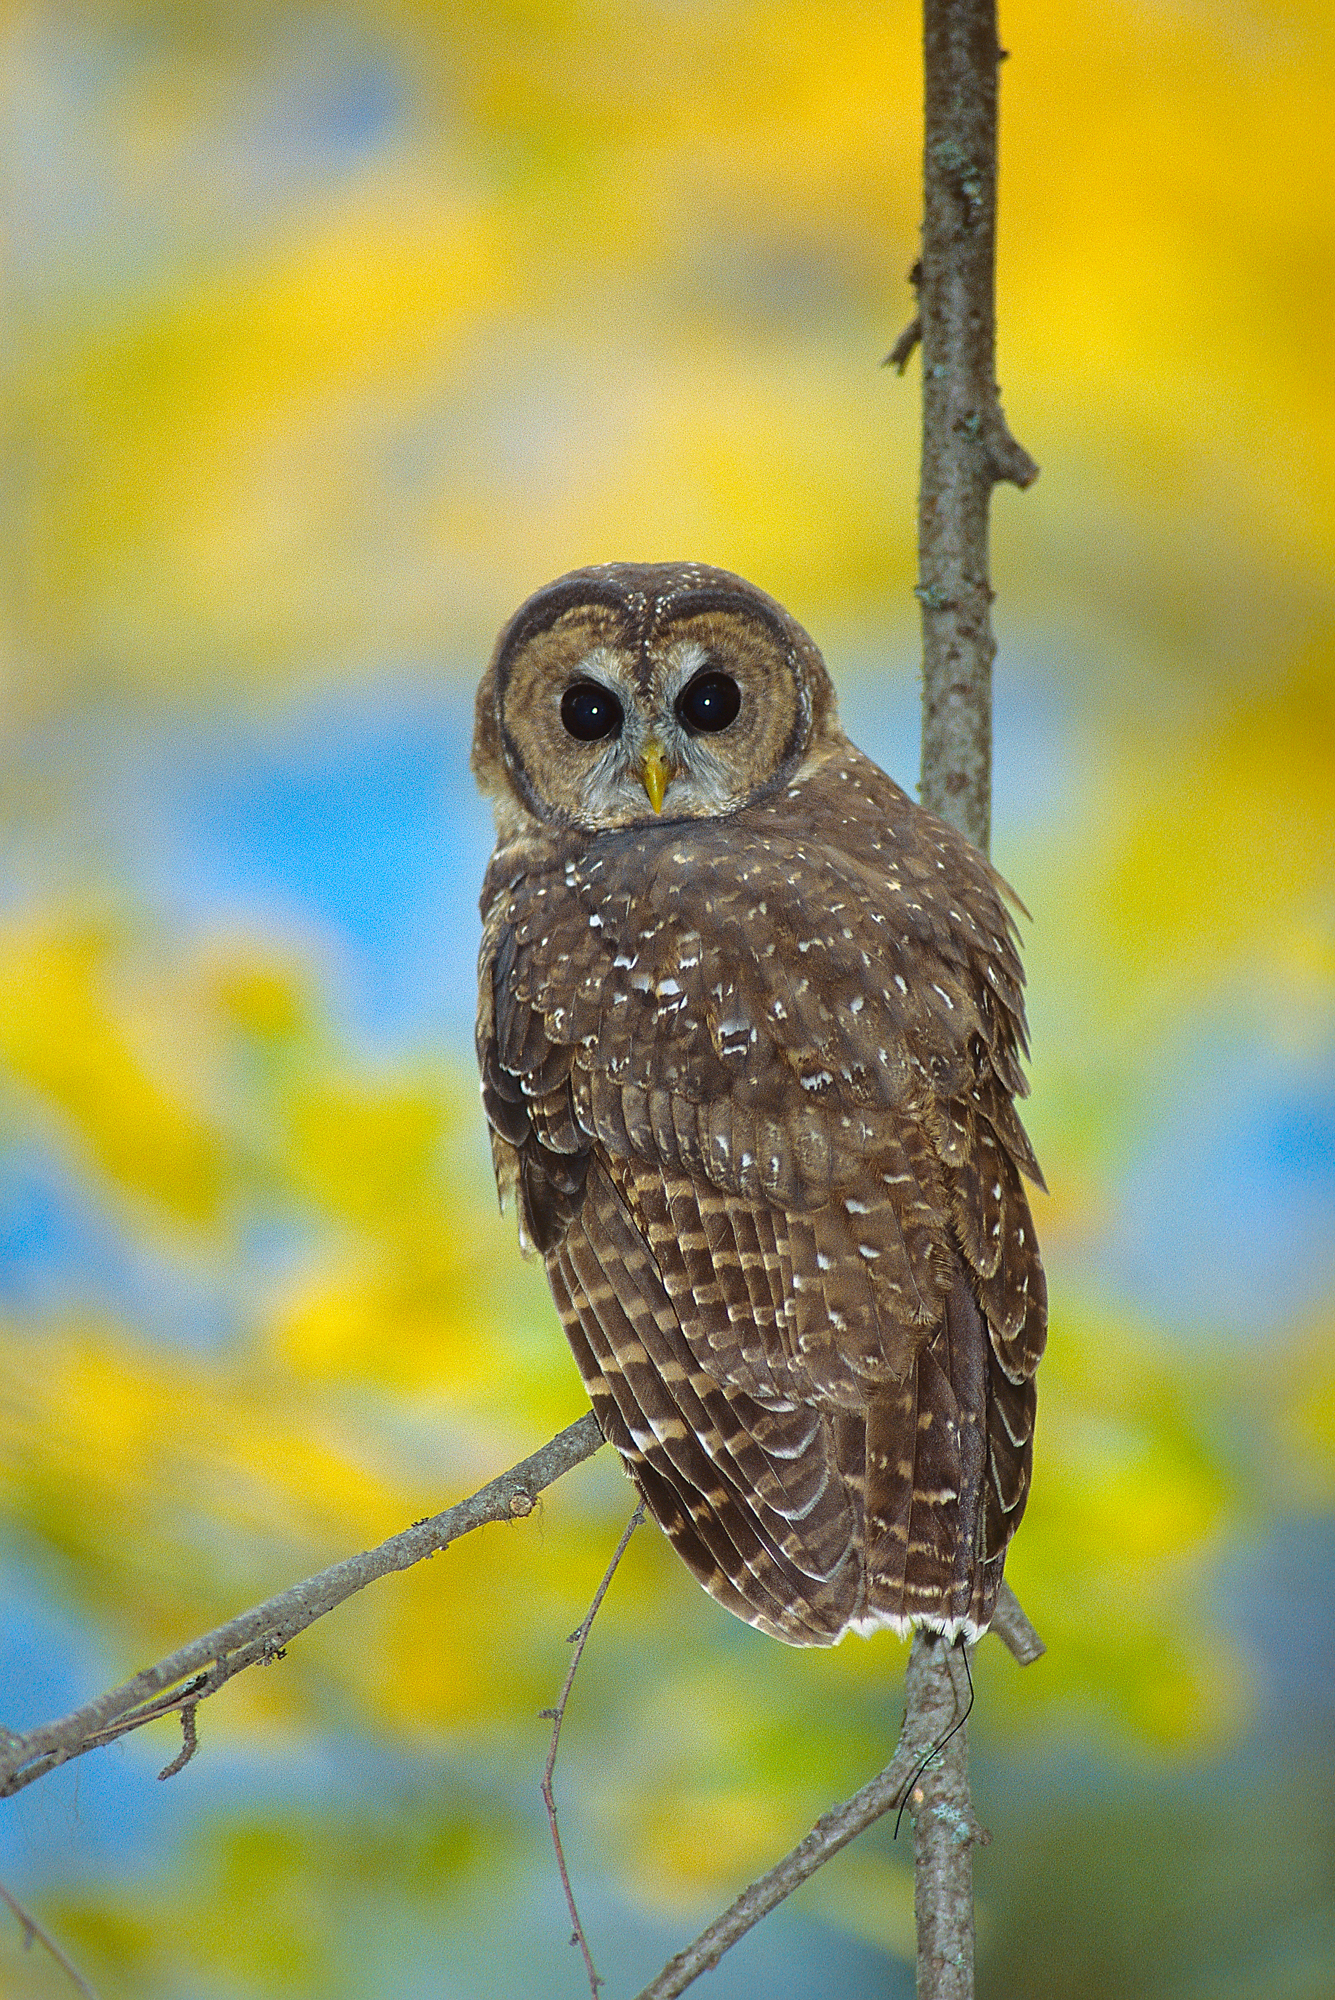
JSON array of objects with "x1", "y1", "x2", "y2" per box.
[{"x1": 472, "y1": 562, "x2": 1046, "y2": 1644}]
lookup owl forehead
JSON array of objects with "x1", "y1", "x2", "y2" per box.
[{"x1": 504, "y1": 595, "x2": 792, "y2": 705}]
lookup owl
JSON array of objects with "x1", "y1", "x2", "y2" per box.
[{"x1": 472, "y1": 562, "x2": 1046, "y2": 1644}]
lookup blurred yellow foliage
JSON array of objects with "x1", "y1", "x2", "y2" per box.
[
  {"x1": 1098, "y1": 651, "x2": 1335, "y2": 1008},
  {"x1": 0, "y1": 921, "x2": 228, "y2": 1224},
  {"x1": 796, "y1": 1850, "x2": 916, "y2": 1960},
  {"x1": 0, "y1": 3, "x2": 1332, "y2": 1989},
  {"x1": 8, "y1": 0, "x2": 1332, "y2": 698},
  {"x1": 1266, "y1": 1315, "x2": 1335, "y2": 1508}
]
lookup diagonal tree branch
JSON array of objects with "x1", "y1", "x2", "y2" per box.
[
  {"x1": 0, "y1": 1409, "x2": 606, "y2": 1799},
  {"x1": 0, "y1": 1403, "x2": 1040, "y2": 1814},
  {"x1": 630, "y1": 1739, "x2": 924, "y2": 2000},
  {"x1": 630, "y1": 1612, "x2": 1027, "y2": 2000},
  {"x1": 628, "y1": 1610, "x2": 1041, "y2": 2000}
]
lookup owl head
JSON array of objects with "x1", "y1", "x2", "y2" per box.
[{"x1": 471, "y1": 562, "x2": 841, "y2": 835}]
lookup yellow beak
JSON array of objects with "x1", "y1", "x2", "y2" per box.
[{"x1": 638, "y1": 738, "x2": 673, "y2": 814}]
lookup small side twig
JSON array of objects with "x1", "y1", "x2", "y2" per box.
[
  {"x1": 989, "y1": 1580, "x2": 1045, "y2": 1665},
  {"x1": 541, "y1": 1502, "x2": 645, "y2": 1998},
  {"x1": 156, "y1": 1702, "x2": 199, "y2": 1780},
  {"x1": 881, "y1": 259, "x2": 923, "y2": 373},
  {"x1": 884, "y1": 315, "x2": 922, "y2": 373},
  {"x1": 0, "y1": 1879, "x2": 103, "y2": 2000}
]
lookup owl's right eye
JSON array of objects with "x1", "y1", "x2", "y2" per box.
[{"x1": 560, "y1": 681, "x2": 624, "y2": 743}]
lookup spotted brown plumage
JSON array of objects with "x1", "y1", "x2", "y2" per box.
[{"x1": 473, "y1": 562, "x2": 1046, "y2": 1643}]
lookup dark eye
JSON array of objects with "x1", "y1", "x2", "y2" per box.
[
  {"x1": 560, "y1": 680, "x2": 624, "y2": 743},
  {"x1": 676, "y1": 669, "x2": 741, "y2": 734}
]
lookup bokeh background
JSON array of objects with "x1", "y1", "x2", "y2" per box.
[{"x1": 2, "y1": 2, "x2": 1333, "y2": 1995}]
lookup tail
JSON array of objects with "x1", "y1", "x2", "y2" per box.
[{"x1": 860, "y1": 1269, "x2": 1040, "y2": 1638}]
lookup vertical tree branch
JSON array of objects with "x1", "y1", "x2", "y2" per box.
[
  {"x1": 905, "y1": 1637, "x2": 984, "y2": 2000},
  {"x1": 918, "y1": 0, "x2": 1038, "y2": 854},
  {"x1": 910, "y1": 3, "x2": 1039, "y2": 1993}
]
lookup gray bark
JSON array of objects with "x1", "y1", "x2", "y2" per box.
[{"x1": 917, "y1": 0, "x2": 1038, "y2": 854}]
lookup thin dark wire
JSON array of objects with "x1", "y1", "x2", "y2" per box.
[{"x1": 893, "y1": 1637, "x2": 975, "y2": 1839}]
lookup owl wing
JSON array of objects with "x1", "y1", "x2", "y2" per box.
[{"x1": 478, "y1": 755, "x2": 1046, "y2": 1636}]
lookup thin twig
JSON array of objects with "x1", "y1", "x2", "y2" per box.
[
  {"x1": 0, "y1": 1410, "x2": 607, "y2": 1799},
  {"x1": 540, "y1": 1502, "x2": 645, "y2": 1997},
  {"x1": 0, "y1": 1879, "x2": 103, "y2": 2000}
]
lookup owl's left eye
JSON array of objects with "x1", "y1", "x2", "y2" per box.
[
  {"x1": 561, "y1": 681, "x2": 624, "y2": 742},
  {"x1": 676, "y1": 669, "x2": 742, "y2": 734}
]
